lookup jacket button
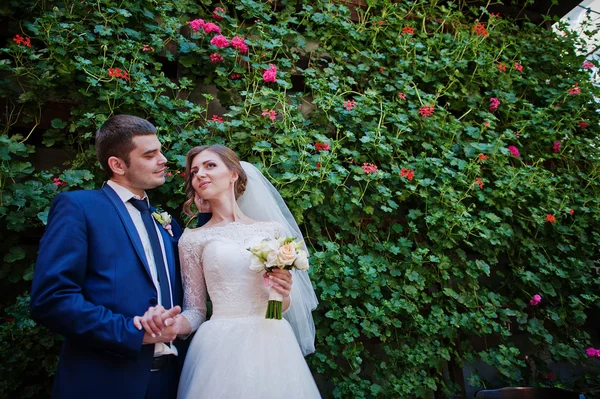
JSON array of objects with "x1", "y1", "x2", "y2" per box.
[{"x1": 149, "y1": 297, "x2": 157, "y2": 305}]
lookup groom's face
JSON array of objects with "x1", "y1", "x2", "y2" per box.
[{"x1": 122, "y1": 135, "x2": 168, "y2": 191}]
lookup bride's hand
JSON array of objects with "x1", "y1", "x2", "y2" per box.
[
  {"x1": 267, "y1": 269, "x2": 292, "y2": 298},
  {"x1": 194, "y1": 193, "x2": 211, "y2": 213},
  {"x1": 133, "y1": 305, "x2": 181, "y2": 337}
]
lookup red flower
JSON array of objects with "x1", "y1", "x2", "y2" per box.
[
  {"x1": 497, "y1": 62, "x2": 507, "y2": 72},
  {"x1": 189, "y1": 19, "x2": 205, "y2": 31},
  {"x1": 508, "y1": 145, "x2": 520, "y2": 157},
  {"x1": 474, "y1": 178, "x2": 484, "y2": 189},
  {"x1": 546, "y1": 214, "x2": 556, "y2": 223},
  {"x1": 398, "y1": 92, "x2": 406, "y2": 100},
  {"x1": 362, "y1": 163, "x2": 378, "y2": 174},
  {"x1": 419, "y1": 106, "x2": 434, "y2": 117},
  {"x1": 261, "y1": 109, "x2": 277, "y2": 121},
  {"x1": 166, "y1": 172, "x2": 172, "y2": 177},
  {"x1": 552, "y1": 141, "x2": 561, "y2": 153},
  {"x1": 489, "y1": 97, "x2": 500, "y2": 111},
  {"x1": 108, "y1": 68, "x2": 130, "y2": 81},
  {"x1": 229, "y1": 73, "x2": 241, "y2": 80},
  {"x1": 316, "y1": 163, "x2": 321, "y2": 170},
  {"x1": 379, "y1": 67, "x2": 385, "y2": 73},
  {"x1": 53, "y1": 177, "x2": 67, "y2": 187},
  {"x1": 263, "y1": 64, "x2": 277, "y2": 83},
  {"x1": 210, "y1": 53, "x2": 224, "y2": 63},
  {"x1": 231, "y1": 36, "x2": 248, "y2": 53},
  {"x1": 514, "y1": 62, "x2": 523, "y2": 72},
  {"x1": 579, "y1": 121, "x2": 589, "y2": 129},
  {"x1": 343, "y1": 99, "x2": 357, "y2": 111},
  {"x1": 402, "y1": 27, "x2": 414, "y2": 35},
  {"x1": 400, "y1": 168, "x2": 415, "y2": 181},
  {"x1": 211, "y1": 115, "x2": 223, "y2": 123},
  {"x1": 180, "y1": 172, "x2": 186, "y2": 178},
  {"x1": 202, "y1": 22, "x2": 221, "y2": 34},
  {"x1": 490, "y1": 12, "x2": 501, "y2": 18},
  {"x1": 569, "y1": 209, "x2": 575, "y2": 215},
  {"x1": 210, "y1": 35, "x2": 229, "y2": 48},
  {"x1": 478, "y1": 153, "x2": 488, "y2": 161},
  {"x1": 545, "y1": 372, "x2": 555, "y2": 380},
  {"x1": 13, "y1": 34, "x2": 32, "y2": 47},
  {"x1": 213, "y1": 7, "x2": 226, "y2": 21},
  {"x1": 315, "y1": 142, "x2": 330, "y2": 151},
  {"x1": 569, "y1": 83, "x2": 581, "y2": 95},
  {"x1": 472, "y1": 22, "x2": 488, "y2": 37},
  {"x1": 484, "y1": 121, "x2": 490, "y2": 127},
  {"x1": 377, "y1": 20, "x2": 384, "y2": 25},
  {"x1": 583, "y1": 60, "x2": 594, "y2": 70}
]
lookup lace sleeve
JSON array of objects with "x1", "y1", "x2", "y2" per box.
[{"x1": 179, "y1": 235, "x2": 207, "y2": 336}]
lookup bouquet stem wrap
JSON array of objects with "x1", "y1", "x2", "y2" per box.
[{"x1": 266, "y1": 285, "x2": 284, "y2": 319}]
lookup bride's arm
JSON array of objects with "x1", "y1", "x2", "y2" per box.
[{"x1": 177, "y1": 241, "x2": 207, "y2": 338}]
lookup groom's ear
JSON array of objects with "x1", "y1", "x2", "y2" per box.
[{"x1": 108, "y1": 156, "x2": 127, "y2": 176}]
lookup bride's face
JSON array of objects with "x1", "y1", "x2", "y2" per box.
[{"x1": 190, "y1": 150, "x2": 238, "y2": 200}]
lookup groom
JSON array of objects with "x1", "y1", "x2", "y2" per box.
[{"x1": 30, "y1": 115, "x2": 207, "y2": 399}]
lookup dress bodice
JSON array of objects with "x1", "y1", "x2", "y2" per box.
[{"x1": 178, "y1": 221, "x2": 285, "y2": 331}]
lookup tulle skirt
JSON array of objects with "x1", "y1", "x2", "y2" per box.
[{"x1": 177, "y1": 316, "x2": 321, "y2": 399}]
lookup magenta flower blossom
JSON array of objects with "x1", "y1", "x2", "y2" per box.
[
  {"x1": 202, "y1": 22, "x2": 221, "y2": 34},
  {"x1": 263, "y1": 64, "x2": 277, "y2": 83},
  {"x1": 231, "y1": 36, "x2": 248, "y2": 53},
  {"x1": 508, "y1": 145, "x2": 520, "y2": 157},
  {"x1": 583, "y1": 61, "x2": 595, "y2": 70},
  {"x1": 189, "y1": 19, "x2": 205, "y2": 31},
  {"x1": 210, "y1": 35, "x2": 229, "y2": 48},
  {"x1": 210, "y1": 53, "x2": 224, "y2": 63},
  {"x1": 529, "y1": 294, "x2": 542, "y2": 306},
  {"x1": 552, "y1": 141, "x2": 561, "y2": 153},
  {"x1": 586, "y1": 347, "x2": 597, "y2": 357},
  {"x1": 489, "y1": 97, "x2": 500, "y2": 111}
]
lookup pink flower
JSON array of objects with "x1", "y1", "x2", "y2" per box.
[
  {"x1": 398, "y1": 92, "x2": 406, "y2": 100},
  {"x1": 419, "y1": 106, "x2": 434, "y2": 117},
  {"x1": 229, "y1": 73, "x2": 241, "y2": 80},
  {"x1": 202, "y1": 22, "x2": 221, "y2": 35},
  {"x1": 514, "y1": 62, "x2": 523, "y2": 72},
  {"x1": 210, "y1": 35, "x2": 229, "y2": 48},
  {"x1": 142, "y1": 44, "x2": 154, "y2": 52},
  {"x1": 53, "y1": 177, "x2": 67, "y2": 187},
  {"x1": 474, "y1": 177, "x2": 484, "y2": 189},
  {"x1": 210, "y1": 53, "x2": 224, "y2": 63},
  {"x1": 231, "y1": 36, "x2": 248, "y2": 53},
  {"x1": 586, "y1": 347, "x2": 597, "y2": 357},
  {"x1": 362, "y1": 163, "x2": 378, "y2": 174},
  {"x1": 261, "y1": 109, "x2": 277, "y2": 121},
  {"x1": 489, "y1": 97, "x2": 500, "y2": 111},
  {"x1": 583, "y1": 61, "x2": 594, "y2": 70},
  {"x1": 213, "y1": 7, "x2": 226, "y2": 21},
  {"x1": 211, "y1": 115, "x2": 223, "y2": 123},
  {"x1": 508, "y1": 145, "x2": 520, "y2": 157},
  {"x1": 263, "y1": 64, "x2": 277, "y2": 83},
  {"x1": 484, "y1": 121, "x2": 490, "y2": 127},
  {"x1": 315, "y1": 142, "x2": 330, "y2": 151},
  {"x1": 343, "y1": 99, "x2": 357, "y2": 111},
  {"x1": 569, "y1": 83, "x2": 581, "y2": 95},
  {"x1": 552, "y1": 141, "x2": 561, "y2": 153},
  {"x1": 189, "y1": 19, "x2": 205, "y2": 31}
]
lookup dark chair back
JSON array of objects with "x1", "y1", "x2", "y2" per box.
[{"x1": 475, "y1": 387, "x2": 580, "y2": 399}]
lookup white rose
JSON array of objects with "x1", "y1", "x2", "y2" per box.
[
  {"x1": 294, "y1": 250, "x2": 309, "y2": 271},
  {"x1": 160, "y1": 212, "x2": 171, "y2": 224},
  {"x1": 277, "y1": 244, "x2": 297, "y2": 266},
  {"x1": 249, "y1": 256, "x2": 265, "y2": 272},
  {"x1": 266, "y1": 250, "x2": 280, "y2": 268}
]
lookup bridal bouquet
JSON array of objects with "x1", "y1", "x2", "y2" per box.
[{"x1": 247, "y1": 237, "x2": 309, "y2": 319}]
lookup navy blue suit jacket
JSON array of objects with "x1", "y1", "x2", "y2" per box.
[{"x1": 30, "y1": 185, "x2": 197, "y2": 398}]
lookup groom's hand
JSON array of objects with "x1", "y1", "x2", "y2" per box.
[{"x1": 134, "y1": 305, "x2": 181, "y2": 337}]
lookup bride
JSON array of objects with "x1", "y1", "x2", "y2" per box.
[{"x1": 170, "y1": 145, "x2": 320, "y2": 398}]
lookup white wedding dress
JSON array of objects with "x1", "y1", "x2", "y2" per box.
[{"x1": 177, "y1": 221, "x2": 321, "y2": 399}]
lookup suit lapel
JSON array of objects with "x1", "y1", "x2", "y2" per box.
[
  {"x1": 151, "y1": 206, "x2": 177, "y2": 286},
  {"x1": 101, "y1": 185, "x2": 153, "y2": 280}
]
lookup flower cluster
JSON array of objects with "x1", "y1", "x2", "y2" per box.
[
  {"x1": 343, "y1": 99, "x2": 357, "y2": 111},
  {"x1": 508, "y1": 145, "x2": 520, "y2": 157},
  {"x1": 53, "y1": 177, "x2": 67, "y2": 187},
  {"x1": 478, "y1": 153, "x2": 489, "y2": 161},
  {"x1": 152, "y1": 211, "x2": 173, "y2": 237},
  {"x1": 398, "y1": 92, "x2": 406, "y2": 100},
  {"x1": 189, "y1": 19, "x2": 221, "y2": 34},
  {"x1": 400, "y1": 168, "x2": 415, "y2": 181},
  {"x1": 108, "y1": 68, "x2": 129, "y2": 81},
  {"x1": 472, "y1": 22, "x2": 488, "y2": 37},
  {"x1": 211, "y1": 115, "x2": 223, "y2": 123},
  {"x1": 210, "y1": 35, "x2": 229, "y2": 48},
  {"x1": 142, "y1": 44, "x2": 154, "y2": 52},
  {"x1": 514, "y1": 62, "x2": 523, "y2": 73},
  {"x1": 474, "y1": 178, "x2": 484, "y2": 189},
  {"x1": 582, "y1": 60, "x2": 594, "y2": 70},
  {"x1": 210, "y1": 53, "x2": 224, "y2": 63},
  {"x1": 230, "y1": 73, "x2": 241, "y2": 80},
  {"x1": 489, "y1": 97, "x2": 500, "y2": 111},
  {"x1": 13, "y1": 34, "x2": 32, "y2": 47},
  {"x1": 529, "y1": 294, "x2": 542, "y2": 306},
  {"x1": 419, "y1": 106, "x2": 434, "y2": 117},
  {"x1": 497, "y1": 62, "x2": 507, "y2": 72},
  {"x1": 552, "y1": 141, "x2": 561, "y2": 153},
  {"x1": 213, "y1": 7, "x2": 226, "y2": 21},
  {"x1": 586, "y1": 348, "x2": 600, "y2": 357},
  {"x1": 231, "y1": 36, "x2": 248, "y2": 53},
  {"x1": 315, "y1": 142, "x2": 330, "y2": 151},
  {"x1": 362, "y1": 163, "x2": 378, "y2": 174},
  {"x1": 263, "y1": 64, "x2": 277, "y2": 83},
  {"x1": 546, "y1": 214, "x2": 556, "y2": 223},
  {"x1": 402, "y1": 27, "x2": 414, "y2": 35},
  {"x1": 262, "y1": 109, "x2": 277, "y2": 121},
  {"x1": 579, "y1": 121, "x2": 589, "y2": 129},
  {"x1": 569, "y1": 83, "x2": 581, "y2": 95}
]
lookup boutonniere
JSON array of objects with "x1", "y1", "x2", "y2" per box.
[{"x1": 152, "y1": 211, "x2": 173, "y2": 237}]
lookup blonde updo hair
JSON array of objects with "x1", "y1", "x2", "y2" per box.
[{"x1": 182, "y1": 145, "x2": 248, "y2": 216}]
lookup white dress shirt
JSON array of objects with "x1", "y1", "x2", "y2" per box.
[{"x1": 107, "y1": 180, "x2": 177, "y2": 356}]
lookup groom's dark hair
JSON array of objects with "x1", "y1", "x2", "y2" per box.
[{"x1": 95, "y1": 114, "x2": 157, "y2": 176}]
